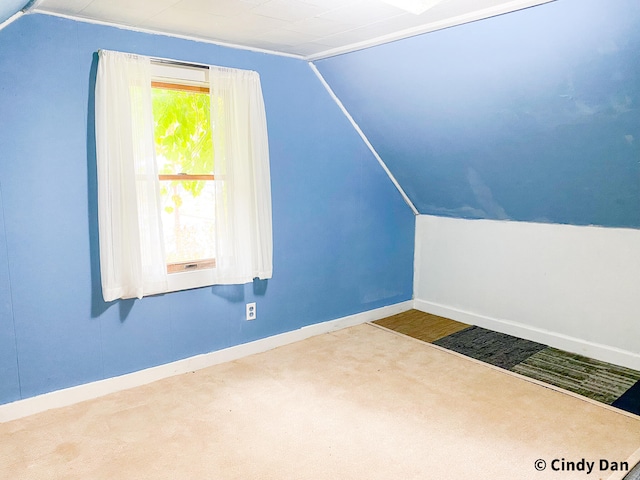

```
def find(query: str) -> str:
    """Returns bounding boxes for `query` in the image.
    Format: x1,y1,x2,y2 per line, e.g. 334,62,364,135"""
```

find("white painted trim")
31,1,554,61
30,10,305,60
0,11,23,31
308,62,419,216
412,216,422,296
307,0,555,60
413,299,640,371
0,301,412,423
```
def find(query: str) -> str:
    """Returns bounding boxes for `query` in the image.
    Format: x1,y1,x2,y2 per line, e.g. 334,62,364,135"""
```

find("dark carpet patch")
513,348,640,405
432,326,547,370
612,379,640,416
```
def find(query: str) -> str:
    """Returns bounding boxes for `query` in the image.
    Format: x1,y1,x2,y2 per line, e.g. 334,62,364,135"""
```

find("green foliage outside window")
151,87,214,213
151,86,216,265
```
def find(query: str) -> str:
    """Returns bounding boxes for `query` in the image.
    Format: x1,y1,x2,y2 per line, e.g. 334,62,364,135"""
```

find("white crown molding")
30,10,306,60
31,1,554,61
0,11,23,31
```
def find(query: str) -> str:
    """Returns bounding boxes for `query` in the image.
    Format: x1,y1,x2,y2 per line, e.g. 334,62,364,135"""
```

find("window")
151,69,215,274
95,50,273,302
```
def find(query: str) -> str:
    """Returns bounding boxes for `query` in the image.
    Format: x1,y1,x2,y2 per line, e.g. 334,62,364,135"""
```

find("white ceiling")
34,0,553,59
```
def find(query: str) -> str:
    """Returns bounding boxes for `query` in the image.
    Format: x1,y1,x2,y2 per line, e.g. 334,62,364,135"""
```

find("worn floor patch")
373,310,470,343
432,326,548,370
375,310,640,415
512,348,640,405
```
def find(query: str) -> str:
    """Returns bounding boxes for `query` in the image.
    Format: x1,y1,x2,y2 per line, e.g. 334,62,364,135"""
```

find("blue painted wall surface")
0,185,20,403
0,14,415,405
316,0,640,228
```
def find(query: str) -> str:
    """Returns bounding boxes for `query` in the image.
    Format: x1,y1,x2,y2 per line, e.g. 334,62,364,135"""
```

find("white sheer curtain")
210,67,272,284
95,50,168,301
95,51,272,300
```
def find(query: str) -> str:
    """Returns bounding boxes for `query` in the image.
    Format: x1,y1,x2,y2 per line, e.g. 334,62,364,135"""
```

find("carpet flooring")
513,348,640,405
433,325,548,369
374,310,640,416
2,323,640,480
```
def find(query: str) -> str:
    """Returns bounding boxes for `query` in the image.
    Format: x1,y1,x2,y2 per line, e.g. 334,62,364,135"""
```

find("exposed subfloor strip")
373,310,640,416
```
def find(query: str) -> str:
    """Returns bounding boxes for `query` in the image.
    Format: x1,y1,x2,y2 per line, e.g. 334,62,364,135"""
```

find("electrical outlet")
246,302,256,321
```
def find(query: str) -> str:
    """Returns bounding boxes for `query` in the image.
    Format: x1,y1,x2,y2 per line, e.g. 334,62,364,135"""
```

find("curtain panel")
95,50,272,301
210,67,273,284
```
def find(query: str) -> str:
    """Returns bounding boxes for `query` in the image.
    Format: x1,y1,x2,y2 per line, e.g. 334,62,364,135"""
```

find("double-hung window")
95,50,272,302
151,65,215,275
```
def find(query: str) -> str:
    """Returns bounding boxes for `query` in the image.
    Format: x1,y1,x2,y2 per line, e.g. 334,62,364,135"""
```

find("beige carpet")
1,323,639,480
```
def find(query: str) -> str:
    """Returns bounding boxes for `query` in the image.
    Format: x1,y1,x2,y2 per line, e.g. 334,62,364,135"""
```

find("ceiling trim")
307,0,555,61
308,62,419,216
0,0,41,32
30,10,306,60
0,11,23,31
30,0,555,61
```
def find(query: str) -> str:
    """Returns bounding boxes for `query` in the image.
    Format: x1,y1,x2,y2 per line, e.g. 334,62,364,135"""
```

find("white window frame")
150,62,217,294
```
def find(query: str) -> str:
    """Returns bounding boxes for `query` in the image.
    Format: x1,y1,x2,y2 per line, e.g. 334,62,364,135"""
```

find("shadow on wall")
101,279,268,322
86,51,110,320
212,285,244,302
211,278,269,302
85,52,148,323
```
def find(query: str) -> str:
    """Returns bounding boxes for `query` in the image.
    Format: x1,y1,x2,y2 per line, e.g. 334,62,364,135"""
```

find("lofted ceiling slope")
33,0,552,58
5,0,637,229
0,1,31,24
316,0,640,228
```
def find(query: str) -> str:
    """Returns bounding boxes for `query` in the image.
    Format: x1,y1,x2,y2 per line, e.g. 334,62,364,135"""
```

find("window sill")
166,268,217,294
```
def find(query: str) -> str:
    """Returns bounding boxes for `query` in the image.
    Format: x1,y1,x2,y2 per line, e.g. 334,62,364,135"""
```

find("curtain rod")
99,50,255,74
151,58,209,70
98,49,209,69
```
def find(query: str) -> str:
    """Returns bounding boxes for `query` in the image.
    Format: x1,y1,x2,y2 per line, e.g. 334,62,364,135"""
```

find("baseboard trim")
0,301,412,423
413,299,640,371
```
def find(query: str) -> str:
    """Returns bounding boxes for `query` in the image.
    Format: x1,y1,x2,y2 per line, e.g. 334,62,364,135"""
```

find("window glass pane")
151,87,213,175
152,85,215,266
159,180,215,264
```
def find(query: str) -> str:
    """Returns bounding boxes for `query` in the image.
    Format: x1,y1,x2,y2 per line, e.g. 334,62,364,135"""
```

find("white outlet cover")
246,302,256,320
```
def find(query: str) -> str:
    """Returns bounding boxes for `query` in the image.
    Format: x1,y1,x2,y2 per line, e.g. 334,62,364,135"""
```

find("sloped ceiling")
316,0,640,228
7,0,638,229
34,0,552,58
0,1,30,24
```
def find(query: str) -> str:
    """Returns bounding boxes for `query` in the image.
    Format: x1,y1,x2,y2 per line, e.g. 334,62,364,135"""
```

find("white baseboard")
0,301,412,423
414,299,640,371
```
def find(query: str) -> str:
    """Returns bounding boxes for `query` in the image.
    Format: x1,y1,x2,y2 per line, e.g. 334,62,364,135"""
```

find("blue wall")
0,14,415,405
0,184,19,402
316,0,640,228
